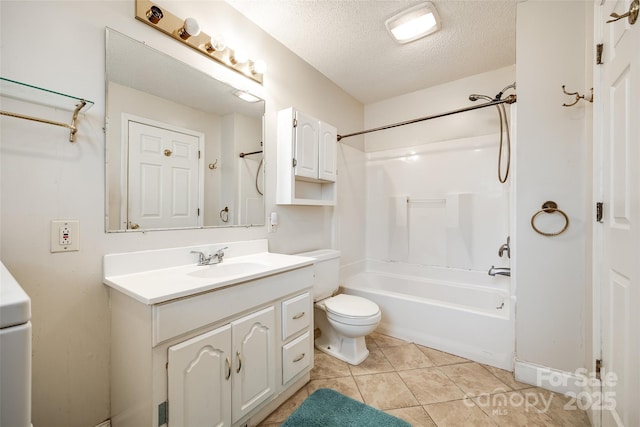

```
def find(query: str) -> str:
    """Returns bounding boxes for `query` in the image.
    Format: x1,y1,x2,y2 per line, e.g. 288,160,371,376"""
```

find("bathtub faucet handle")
498,236,510,259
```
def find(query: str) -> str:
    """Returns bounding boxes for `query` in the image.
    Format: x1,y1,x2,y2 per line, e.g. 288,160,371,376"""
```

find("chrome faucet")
488,265,511,277
498,236,510,259
191,247,228,265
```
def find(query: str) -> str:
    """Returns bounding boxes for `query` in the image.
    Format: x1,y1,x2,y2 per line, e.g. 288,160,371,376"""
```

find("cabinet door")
231,306,276,423
318,121,337,182
168,324,232,427
293,111,319,180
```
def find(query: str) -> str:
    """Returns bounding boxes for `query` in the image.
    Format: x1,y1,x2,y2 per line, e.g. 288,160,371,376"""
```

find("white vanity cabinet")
109,265,314,427
276,107,337,205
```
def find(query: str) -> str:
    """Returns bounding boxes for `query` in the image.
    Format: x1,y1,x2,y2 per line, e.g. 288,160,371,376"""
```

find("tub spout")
488,265,510,277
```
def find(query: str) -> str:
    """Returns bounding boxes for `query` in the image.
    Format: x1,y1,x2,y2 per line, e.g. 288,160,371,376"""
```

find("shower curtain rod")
336,95,517,142
239,150,263,158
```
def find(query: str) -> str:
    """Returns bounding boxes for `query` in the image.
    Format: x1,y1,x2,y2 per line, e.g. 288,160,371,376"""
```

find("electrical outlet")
51,220,79,252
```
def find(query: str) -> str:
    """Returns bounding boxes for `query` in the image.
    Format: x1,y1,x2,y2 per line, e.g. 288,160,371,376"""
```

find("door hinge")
595,359,603,380
158,401,168,426
596,202,604,223
198,150,201,159
293,118,298,128
197,208,200,216
596,44,603,65
292,158,297,168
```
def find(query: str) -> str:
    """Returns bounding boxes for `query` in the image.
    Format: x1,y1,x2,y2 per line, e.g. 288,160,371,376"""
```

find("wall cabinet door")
168,324,232,427
318,121,337,182
231,306,276,423
293,111,319,180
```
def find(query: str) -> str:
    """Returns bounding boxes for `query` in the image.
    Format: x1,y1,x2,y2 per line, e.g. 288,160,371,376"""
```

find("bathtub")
340,261,515,370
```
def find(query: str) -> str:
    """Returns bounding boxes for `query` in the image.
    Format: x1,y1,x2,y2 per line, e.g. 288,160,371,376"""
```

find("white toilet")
297,249,381,365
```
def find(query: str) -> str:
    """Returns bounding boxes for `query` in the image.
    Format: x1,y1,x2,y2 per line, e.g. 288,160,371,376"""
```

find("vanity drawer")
282,331,312,384
282,292,311,340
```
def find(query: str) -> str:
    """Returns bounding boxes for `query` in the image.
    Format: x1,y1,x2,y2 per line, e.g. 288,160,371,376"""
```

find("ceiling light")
385,2,440,44
234,90,261,103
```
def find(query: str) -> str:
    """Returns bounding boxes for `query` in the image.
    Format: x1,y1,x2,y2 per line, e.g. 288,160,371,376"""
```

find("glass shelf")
0,77,94,112
0,77,94,142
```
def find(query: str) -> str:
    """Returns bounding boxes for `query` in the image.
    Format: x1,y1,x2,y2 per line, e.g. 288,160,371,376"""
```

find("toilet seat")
324,294,380,319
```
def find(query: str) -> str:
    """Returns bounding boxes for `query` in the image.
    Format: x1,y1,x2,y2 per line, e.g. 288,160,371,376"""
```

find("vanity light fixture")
233,90,261,103
136,0,264,84
385,2,440,44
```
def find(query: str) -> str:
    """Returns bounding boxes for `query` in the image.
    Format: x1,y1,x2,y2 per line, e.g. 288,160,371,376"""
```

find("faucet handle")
190,250,208,264
214,246,229,256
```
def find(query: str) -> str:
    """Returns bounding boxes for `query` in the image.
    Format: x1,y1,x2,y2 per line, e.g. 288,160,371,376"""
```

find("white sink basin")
187,261,269,279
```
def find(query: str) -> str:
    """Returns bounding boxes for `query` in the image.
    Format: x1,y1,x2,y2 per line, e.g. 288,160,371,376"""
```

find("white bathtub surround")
366,134,511,272
341,260,514,370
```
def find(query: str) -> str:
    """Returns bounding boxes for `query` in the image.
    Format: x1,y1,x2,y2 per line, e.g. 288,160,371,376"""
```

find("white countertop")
0,261,31,328
104,251,314,305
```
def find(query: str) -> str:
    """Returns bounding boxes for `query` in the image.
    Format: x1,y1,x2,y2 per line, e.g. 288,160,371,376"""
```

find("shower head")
469,94,493,102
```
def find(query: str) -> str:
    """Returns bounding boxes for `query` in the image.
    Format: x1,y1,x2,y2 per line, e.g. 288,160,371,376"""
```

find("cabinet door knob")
236,351,242,373
293,353,306,363
225,357,231,380
292,312,305,320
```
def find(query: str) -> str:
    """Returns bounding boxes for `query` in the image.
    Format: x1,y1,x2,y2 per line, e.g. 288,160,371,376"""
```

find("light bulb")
178,17,200,40
231,48,249,64
251,59,267,75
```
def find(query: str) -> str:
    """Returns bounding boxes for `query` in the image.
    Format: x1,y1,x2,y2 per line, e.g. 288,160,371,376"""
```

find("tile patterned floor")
259,332,591,426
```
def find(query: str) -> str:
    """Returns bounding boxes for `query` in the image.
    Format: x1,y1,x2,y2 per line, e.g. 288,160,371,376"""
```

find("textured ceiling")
226,0,516,104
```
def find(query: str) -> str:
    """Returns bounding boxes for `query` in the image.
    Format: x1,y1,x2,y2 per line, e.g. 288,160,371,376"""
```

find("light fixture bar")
134,0,263,84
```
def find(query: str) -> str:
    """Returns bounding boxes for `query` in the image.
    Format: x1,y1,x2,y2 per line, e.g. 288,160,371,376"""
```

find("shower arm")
337,95,516,142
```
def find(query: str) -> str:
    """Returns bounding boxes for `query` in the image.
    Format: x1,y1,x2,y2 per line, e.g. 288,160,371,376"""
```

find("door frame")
120,113,205,229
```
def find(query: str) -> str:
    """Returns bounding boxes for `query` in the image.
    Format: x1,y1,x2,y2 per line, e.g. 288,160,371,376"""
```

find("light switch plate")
51,220,79,252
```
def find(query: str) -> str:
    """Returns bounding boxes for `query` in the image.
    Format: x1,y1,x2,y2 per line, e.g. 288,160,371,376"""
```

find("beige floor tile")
260,387,308,424
482,364,531,390
382,343,435,370
399,367,466,405
417,345,469,366
310,351,351,379
365,334,379,349
355,372,419,410
386,406,437,427
521,387,591,426
305,376,364,402
440,362,511,397
348,348,394,376
473,390,559,426
370,331,409,348
425,399,498,426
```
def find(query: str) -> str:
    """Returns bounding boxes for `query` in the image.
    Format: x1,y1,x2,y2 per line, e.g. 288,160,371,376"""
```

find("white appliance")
0,261,32,427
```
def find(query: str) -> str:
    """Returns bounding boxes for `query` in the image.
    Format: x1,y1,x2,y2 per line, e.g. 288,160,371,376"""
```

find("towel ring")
531,201,569,236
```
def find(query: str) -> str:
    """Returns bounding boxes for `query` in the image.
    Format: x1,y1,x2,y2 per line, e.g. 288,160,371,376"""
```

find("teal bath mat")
282,388,411,427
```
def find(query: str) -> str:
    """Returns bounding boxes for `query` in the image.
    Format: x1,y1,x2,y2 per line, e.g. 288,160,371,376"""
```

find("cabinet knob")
225,357,231,380
236,351,242,373
292,312,305,320
293,353,306,363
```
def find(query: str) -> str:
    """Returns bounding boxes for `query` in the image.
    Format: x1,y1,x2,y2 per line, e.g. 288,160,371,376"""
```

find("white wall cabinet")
109,266,314,427
277,107,337,205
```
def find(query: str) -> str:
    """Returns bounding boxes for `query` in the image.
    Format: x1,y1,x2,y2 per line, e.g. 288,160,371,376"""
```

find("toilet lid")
324,294,380,318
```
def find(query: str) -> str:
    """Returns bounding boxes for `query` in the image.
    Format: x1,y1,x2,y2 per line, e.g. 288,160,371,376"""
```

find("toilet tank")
296,249,340,301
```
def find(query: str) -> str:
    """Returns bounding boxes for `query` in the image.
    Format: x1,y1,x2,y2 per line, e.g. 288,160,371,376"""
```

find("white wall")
514,1,589,374
0,1,363,426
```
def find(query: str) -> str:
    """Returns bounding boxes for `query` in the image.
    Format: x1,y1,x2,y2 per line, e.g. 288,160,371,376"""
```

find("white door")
168,324,232,427
128,120,202,229
231,306,275,423
318,121,338,182
598,1,640,426
293,111,319,180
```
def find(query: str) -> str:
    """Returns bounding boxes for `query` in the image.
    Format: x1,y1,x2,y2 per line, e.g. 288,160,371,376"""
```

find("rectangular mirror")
105,28,265,232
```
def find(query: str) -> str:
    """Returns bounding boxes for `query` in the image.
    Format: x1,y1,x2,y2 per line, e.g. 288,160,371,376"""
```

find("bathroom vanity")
104,240,314,427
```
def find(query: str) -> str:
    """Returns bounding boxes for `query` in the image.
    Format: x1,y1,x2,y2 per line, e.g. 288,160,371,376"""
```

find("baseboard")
514,360,585,395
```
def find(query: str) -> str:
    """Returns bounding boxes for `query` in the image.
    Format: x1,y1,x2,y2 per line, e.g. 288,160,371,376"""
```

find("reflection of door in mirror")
127,119,203,230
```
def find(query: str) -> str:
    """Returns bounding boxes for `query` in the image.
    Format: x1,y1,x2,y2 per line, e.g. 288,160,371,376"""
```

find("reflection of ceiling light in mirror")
234,90,261,103
178,17,201,40
385,2,440,44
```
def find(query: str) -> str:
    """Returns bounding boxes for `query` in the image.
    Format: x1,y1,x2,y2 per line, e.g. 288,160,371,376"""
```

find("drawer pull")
292,312,305,320
225,357,231,380
236,351,242,373
293,353,306,363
